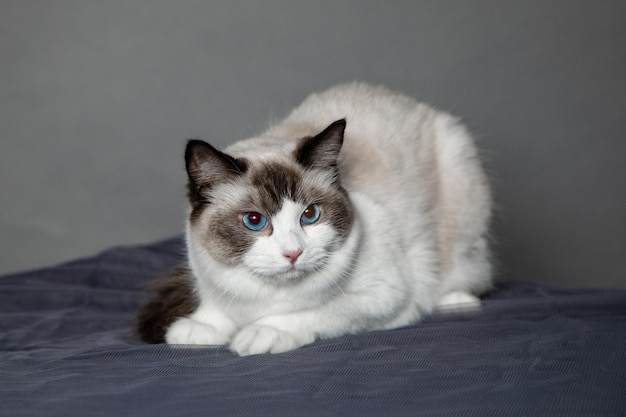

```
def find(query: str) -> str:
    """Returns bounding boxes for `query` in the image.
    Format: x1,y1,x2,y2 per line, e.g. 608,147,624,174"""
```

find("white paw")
165,317,230,346
230,325,302,356
436,291,481,313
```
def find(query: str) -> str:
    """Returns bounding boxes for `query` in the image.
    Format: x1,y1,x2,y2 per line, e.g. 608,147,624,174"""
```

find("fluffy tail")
134,265,198,343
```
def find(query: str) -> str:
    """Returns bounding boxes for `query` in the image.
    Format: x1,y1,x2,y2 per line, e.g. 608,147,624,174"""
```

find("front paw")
230,325,302,356
165,317,230,346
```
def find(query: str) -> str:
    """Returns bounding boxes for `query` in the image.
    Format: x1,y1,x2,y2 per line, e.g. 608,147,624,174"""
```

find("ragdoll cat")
135,82,492,356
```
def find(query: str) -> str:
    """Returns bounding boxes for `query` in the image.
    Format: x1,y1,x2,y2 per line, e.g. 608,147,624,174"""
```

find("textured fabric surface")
1,237,625,417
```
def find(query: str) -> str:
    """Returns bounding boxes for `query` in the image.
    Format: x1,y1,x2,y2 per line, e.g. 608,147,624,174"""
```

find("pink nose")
283,249,303,265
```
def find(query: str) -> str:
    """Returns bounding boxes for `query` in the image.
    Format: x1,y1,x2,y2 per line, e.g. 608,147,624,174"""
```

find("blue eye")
300,203,320,225
242,212,268,231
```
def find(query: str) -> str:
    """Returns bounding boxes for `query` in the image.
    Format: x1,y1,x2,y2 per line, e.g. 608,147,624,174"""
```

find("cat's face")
185,120,354,284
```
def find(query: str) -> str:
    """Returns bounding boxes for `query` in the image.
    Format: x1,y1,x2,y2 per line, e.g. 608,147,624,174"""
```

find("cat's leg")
435,291,481,312
165,305,237,346
437,236,491,312
166,318,230,345
229,315,324,356
230,269,417,356
230,291,415,356
229,323,305,355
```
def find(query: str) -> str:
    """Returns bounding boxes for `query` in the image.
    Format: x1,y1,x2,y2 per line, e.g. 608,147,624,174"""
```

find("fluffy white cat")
136,82,492,355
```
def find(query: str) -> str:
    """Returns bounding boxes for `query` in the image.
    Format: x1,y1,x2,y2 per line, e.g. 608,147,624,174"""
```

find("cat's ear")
296,119,346,171
185,139,247,203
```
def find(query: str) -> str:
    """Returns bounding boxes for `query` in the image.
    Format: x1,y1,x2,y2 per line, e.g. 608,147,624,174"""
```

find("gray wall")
1,1,625,288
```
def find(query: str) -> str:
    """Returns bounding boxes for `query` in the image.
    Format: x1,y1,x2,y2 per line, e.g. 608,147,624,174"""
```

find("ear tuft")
296,119,346,171
184,140,246,203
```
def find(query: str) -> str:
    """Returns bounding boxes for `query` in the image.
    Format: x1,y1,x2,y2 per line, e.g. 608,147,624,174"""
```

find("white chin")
252,264,312,283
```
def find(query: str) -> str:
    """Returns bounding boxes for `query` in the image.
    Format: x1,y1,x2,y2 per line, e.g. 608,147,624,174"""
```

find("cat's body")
136,83,492,355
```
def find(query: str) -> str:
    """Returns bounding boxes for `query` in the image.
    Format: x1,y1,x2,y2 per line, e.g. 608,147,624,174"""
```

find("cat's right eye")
242,212,268,231
301,203,321,225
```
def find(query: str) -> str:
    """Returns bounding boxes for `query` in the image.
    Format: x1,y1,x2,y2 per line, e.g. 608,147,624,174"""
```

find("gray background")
1,1,625,288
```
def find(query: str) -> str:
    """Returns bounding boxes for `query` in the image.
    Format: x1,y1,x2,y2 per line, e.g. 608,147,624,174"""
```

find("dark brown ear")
185,140,247,204
296,119,346,171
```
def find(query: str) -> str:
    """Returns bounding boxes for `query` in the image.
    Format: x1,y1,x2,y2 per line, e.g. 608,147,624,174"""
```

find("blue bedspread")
1,237,625,416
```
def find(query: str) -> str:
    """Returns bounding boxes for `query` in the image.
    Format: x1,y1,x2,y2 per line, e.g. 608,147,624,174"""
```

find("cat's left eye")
242,212,268,231
300,203,321,225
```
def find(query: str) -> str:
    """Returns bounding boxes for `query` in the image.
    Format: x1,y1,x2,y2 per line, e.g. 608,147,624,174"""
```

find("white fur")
243,200,333,278
167,83,492,355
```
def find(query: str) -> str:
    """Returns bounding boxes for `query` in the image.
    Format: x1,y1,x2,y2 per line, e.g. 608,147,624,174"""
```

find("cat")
135,82,493,356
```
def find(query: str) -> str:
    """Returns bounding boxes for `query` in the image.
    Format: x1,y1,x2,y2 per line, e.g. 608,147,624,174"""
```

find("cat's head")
184,119,354,284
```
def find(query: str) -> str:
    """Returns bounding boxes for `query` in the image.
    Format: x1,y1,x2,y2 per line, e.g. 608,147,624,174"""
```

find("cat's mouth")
246,251,330,284
251,263,316,284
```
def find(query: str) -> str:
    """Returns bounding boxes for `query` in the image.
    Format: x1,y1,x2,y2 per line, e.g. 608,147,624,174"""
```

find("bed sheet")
1,237,625,416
